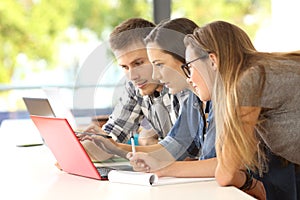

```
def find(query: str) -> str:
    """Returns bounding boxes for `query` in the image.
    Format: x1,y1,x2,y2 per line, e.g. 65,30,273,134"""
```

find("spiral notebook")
108,170,215,186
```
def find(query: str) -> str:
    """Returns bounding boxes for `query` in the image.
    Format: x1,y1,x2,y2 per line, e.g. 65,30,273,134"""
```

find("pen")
75,131,112,138
130,131,136,153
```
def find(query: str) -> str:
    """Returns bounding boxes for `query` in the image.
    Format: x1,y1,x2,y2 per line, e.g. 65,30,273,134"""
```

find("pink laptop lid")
30,115,104,180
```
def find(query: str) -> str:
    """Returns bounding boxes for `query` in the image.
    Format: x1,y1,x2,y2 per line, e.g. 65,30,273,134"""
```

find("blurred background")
0,0,299,124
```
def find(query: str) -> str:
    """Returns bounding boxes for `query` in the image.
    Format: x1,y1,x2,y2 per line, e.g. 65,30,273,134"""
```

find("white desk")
0,119,255,200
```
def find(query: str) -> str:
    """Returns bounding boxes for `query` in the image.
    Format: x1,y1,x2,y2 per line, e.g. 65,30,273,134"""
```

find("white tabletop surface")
0,119,255,200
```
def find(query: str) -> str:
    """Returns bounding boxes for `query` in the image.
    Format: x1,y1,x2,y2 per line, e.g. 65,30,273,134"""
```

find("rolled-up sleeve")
159,91,203,160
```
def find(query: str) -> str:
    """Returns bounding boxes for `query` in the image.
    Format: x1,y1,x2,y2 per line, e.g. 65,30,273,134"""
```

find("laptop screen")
30,115,103,180
23,97,55,117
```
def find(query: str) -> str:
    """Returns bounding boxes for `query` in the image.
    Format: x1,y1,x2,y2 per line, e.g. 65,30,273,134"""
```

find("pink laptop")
30,115,132,180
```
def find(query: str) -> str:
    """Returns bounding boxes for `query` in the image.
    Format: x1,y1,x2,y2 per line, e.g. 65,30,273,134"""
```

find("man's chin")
139,89,152,96
139,87,155,96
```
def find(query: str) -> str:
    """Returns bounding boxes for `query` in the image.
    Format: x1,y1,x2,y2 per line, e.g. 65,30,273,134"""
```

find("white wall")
255,0,300,52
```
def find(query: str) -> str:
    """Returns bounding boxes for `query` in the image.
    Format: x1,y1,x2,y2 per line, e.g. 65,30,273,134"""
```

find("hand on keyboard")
91,136,129,159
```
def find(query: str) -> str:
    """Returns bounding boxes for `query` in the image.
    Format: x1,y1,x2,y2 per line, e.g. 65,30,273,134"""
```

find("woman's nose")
186,77,194,86
152,67,162,81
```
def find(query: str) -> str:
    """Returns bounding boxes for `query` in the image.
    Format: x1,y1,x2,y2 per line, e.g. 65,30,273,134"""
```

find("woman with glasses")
127,18,218,178
183,21,300,200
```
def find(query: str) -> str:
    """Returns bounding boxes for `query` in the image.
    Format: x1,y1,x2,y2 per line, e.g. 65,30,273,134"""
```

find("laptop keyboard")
97,167,112,178
97,165,133,179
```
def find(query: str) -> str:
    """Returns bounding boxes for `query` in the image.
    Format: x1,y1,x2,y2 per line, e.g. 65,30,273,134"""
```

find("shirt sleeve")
102,81,144,143
159,91,203,160
237,66,266,107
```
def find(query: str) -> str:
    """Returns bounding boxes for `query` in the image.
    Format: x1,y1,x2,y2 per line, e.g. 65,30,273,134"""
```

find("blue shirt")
159,90,216,160
200,102,216,160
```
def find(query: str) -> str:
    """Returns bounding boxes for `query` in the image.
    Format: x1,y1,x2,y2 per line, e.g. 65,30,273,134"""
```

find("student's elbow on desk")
214,167,235,187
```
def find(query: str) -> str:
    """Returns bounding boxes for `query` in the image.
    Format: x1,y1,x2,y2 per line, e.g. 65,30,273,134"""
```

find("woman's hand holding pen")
127,152,153,173
127,148,175,173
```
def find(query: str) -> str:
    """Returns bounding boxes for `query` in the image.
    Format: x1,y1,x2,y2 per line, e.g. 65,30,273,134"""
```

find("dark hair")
109,18,155,51
144,18,198,63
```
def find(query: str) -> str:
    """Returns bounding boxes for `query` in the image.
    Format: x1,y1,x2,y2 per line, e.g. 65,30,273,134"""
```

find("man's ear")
209,53,217,71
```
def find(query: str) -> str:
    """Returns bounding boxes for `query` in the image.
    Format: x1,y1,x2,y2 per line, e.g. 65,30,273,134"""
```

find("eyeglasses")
181,57,203,78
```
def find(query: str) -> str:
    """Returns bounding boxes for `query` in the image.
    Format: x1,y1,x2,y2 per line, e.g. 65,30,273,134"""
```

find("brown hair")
109,18,155,51
144,18,198,63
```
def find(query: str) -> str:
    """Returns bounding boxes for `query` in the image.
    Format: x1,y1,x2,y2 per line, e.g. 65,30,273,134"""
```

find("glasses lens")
181,64,190,78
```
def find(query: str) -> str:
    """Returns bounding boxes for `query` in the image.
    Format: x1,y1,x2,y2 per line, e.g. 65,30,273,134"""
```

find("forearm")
215,147,246,187
156,157,217,178
215,163,266,199
215,164,246,187
116,143,163,152
215,106,261,188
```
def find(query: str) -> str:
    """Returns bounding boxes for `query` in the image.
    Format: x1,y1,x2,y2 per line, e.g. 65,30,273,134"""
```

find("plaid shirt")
103,81,181,143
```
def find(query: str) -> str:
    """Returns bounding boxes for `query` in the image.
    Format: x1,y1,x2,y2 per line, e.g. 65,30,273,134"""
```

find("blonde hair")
185,21,300,174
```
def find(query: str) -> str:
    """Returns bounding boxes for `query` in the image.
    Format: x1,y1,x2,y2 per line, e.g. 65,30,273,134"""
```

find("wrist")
239,169,253,191
155,163,171,177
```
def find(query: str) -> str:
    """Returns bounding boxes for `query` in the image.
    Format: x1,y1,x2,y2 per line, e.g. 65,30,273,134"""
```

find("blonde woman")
183,20,300,200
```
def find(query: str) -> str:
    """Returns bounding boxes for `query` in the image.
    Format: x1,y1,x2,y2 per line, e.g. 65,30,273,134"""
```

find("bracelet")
250,178,258,190
239,169,253,191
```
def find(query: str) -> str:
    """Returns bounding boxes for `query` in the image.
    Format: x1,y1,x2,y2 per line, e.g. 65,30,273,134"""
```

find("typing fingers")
83,123,101,134
77,134,93,141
